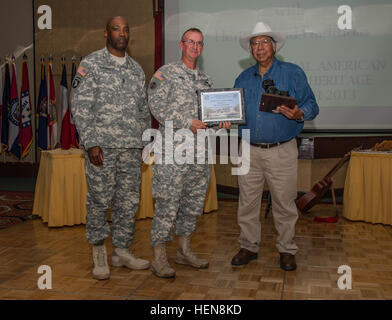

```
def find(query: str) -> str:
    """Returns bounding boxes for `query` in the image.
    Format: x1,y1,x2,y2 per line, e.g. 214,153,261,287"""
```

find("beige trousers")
237,139,299,255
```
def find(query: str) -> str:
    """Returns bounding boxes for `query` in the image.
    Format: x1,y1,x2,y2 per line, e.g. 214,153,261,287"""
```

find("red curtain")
151,0,163,129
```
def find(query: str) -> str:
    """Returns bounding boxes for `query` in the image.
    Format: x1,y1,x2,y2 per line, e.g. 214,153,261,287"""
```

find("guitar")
295,149,355,213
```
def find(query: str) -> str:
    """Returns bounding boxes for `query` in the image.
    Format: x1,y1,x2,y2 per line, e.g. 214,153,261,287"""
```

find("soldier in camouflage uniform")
70,16,151,280
147,28,230,278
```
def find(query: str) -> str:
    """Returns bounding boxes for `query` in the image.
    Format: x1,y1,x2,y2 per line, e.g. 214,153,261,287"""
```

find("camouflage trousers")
150,162,210,246
84,148,141,248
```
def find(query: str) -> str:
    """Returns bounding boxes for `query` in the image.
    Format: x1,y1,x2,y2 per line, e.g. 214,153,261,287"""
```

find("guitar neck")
325,153,351,178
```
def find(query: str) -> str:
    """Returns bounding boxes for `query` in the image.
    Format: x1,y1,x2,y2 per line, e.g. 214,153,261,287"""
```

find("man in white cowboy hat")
231,21,319,271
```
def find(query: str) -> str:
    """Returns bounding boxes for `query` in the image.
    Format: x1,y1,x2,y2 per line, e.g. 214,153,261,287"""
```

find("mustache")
115,38,128,45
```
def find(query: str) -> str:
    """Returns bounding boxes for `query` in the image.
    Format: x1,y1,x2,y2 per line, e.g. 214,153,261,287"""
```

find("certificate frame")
197,88,246,126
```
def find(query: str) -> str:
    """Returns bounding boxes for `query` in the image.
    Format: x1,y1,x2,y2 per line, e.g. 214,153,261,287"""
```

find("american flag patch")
153,71,165,81
77,66,88,77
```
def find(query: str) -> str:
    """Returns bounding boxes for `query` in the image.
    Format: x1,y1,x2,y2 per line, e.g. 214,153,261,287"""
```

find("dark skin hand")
88,146,104,166
276,105,304,120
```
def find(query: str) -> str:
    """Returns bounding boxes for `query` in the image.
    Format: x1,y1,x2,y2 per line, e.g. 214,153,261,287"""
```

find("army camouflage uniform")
70,47,150,248
147,60,213,246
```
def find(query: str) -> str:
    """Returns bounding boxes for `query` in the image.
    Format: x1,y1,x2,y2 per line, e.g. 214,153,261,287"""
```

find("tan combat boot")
111,248,150,270
175,235,209,269
151,243,176,278
92,244,110,280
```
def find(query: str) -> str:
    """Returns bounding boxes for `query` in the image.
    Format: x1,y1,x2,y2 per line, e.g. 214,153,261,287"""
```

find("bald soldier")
71,16,151,280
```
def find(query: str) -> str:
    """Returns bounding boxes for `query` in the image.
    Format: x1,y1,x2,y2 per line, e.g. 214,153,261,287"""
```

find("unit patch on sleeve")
72,75,81,89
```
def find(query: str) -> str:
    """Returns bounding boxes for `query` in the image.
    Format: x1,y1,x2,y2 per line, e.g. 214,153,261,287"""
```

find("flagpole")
37,57,44,160
26,52,33,164
0,57,3,157
2,59,5,163
2,59,10,160
47,56,51,150
21,56,25,162
9,55,22,160
12,55,15,161
61,56,65,150
32,0,38,164
25,53,33,164
10,56,14,161
20,54,33,163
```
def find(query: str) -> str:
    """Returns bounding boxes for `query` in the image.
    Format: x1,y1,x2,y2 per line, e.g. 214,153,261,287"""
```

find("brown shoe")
231,248,258,266
280,253,297,271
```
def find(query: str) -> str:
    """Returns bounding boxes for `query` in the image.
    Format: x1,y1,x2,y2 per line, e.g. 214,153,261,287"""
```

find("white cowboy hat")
240,21,286,52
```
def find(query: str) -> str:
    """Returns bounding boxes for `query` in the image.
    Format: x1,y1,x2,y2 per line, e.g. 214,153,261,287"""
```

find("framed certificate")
197,88,246,126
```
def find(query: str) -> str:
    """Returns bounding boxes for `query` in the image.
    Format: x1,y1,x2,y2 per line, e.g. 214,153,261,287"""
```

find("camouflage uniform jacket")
70,47,150,150
148,60,213,137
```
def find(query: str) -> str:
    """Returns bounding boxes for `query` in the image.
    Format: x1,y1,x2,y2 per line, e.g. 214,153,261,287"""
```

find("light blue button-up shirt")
235,58,319,143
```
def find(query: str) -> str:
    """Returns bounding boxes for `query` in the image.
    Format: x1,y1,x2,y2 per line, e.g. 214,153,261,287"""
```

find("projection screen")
164,0,392,131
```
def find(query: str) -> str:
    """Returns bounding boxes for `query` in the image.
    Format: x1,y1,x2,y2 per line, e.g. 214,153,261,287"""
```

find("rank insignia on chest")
150,81,157,90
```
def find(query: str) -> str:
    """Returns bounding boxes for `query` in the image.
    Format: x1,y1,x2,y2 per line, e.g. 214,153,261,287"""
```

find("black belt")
250,139,290,149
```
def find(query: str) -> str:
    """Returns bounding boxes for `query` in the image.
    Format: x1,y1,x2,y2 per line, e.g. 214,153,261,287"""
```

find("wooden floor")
1,199,392,300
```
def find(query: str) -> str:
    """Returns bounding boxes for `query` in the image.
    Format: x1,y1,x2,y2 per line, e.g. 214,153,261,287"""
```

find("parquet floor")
0,199,392,300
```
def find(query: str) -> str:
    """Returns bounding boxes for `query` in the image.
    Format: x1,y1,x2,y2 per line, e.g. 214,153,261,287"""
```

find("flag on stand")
8,62,21,159
71,60,77,82
1,62,10,152
70,59,79,147
0,64,3,150
19,57,33,159
48,61,58,149
37,61,48,150
60,61,71,149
